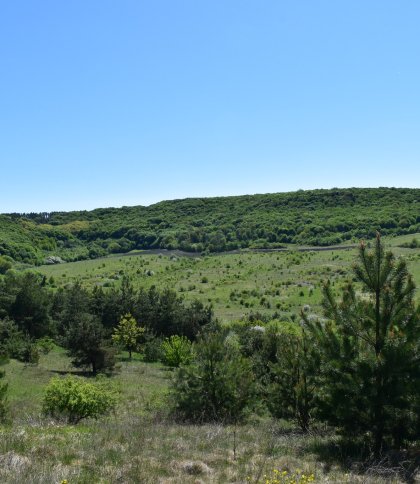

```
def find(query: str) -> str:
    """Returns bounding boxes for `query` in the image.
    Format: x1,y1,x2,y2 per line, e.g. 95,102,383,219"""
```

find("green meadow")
38,234,420,322
0,347,404,483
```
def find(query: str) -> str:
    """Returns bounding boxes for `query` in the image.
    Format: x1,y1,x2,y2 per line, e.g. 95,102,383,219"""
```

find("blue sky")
1,1,419,212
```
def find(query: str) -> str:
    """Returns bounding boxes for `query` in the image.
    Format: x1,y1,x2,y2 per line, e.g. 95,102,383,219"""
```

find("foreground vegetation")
2,187,420,264
1,228,420,482
1,350,417,483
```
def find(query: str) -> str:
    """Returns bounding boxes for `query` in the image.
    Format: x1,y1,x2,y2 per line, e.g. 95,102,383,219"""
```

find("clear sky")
1,1,419,212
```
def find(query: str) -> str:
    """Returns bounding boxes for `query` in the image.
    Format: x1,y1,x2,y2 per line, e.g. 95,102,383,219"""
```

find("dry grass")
0,415,417,483
1,289,420,483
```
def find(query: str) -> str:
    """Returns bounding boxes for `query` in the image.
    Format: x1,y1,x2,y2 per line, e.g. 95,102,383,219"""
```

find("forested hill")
1,187,420,264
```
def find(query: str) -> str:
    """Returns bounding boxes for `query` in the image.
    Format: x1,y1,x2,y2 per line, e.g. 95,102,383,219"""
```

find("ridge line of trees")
2,187,420,263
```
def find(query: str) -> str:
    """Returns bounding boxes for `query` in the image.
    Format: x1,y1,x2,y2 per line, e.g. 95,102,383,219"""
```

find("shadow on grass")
50,369,98,378
304,435,420,483
116,353,144,363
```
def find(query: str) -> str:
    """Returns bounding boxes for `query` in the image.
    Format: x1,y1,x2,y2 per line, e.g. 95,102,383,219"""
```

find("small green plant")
43,375,118,424
161,335,192,367
36,336,55,355
19,340,40,365
399,237,420,249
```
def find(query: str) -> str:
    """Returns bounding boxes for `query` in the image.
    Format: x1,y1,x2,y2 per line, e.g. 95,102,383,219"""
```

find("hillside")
1,187,420,263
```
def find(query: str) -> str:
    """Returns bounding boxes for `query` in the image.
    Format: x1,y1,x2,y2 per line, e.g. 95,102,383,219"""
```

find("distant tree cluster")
2,188,420,263
0,273,212,374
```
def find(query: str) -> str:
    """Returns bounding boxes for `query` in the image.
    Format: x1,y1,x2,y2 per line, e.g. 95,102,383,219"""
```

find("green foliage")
0,271,52,338
399,237,420,248
0,256,12,274
161,335,192,367
3,188,420,263
304,235,420,455
18,339,40,365
64,314,116,374
172,331,256,423
52,282,91,337
143,335,164,362
43,375,118,424
112,313,145,359
36,336,55,355
267,324,318,432
89,282,212,339
0,318,24,358
0,318,40,364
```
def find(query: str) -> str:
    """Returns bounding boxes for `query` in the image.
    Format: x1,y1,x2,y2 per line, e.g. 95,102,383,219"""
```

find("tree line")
2,187,420,263
0,273,212,373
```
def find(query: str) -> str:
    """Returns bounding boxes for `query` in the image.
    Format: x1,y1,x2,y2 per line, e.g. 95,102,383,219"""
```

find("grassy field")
1,348,413,483
37,234,420,321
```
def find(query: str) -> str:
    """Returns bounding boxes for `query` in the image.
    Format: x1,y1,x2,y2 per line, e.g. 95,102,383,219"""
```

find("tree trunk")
373,287,384,459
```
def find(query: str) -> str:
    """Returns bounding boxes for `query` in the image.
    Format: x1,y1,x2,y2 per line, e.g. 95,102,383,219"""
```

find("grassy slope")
37,234,420,321
0,348,404,483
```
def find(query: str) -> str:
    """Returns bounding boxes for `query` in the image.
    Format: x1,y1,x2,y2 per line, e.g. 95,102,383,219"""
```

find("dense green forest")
2,188,420,263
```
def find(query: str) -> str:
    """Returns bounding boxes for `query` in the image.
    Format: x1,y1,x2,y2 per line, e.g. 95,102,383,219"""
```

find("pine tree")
267,323,319,432
1,272,51,338
65,314,115,374
173,331,256,423
305,234,420,456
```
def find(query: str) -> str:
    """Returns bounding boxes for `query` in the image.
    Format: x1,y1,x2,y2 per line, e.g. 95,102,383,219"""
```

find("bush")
36,336,55,355
0,319,24,358
143,336,164,362
399,237,420,249
18,340,40,365
43,375,118,424
161,335,192,367
0,320,41,365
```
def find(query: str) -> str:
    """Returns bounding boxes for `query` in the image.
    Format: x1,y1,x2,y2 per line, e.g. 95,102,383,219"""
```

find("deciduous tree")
112,313,144,360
